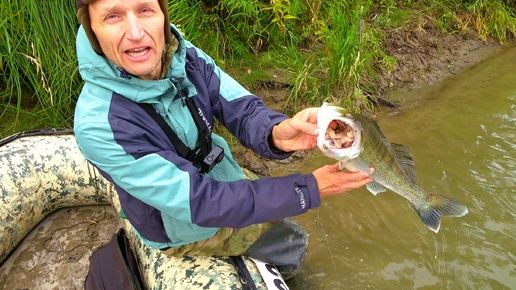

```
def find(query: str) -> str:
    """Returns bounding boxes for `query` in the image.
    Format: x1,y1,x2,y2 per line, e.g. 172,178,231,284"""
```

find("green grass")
1,0,515,139
0,0,81,138
465,0,516,43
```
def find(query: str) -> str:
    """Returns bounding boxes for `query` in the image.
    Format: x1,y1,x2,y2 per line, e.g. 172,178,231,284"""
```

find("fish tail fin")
413,190,469,233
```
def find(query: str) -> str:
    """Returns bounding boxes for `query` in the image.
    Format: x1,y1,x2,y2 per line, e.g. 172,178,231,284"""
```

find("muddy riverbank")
236,20,509,176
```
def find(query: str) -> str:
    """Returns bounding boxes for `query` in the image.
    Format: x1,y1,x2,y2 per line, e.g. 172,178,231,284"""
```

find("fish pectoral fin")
366,181,386,195
338,160,347,171
339,158,370,174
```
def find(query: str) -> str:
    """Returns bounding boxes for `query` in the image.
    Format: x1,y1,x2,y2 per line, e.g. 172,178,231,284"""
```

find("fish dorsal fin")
369,118,388,142
368,118,416,183
390,143,416,183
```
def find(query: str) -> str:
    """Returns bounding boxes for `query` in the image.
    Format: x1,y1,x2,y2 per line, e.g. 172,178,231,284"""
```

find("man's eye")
140,7,154,14
105,14,118,21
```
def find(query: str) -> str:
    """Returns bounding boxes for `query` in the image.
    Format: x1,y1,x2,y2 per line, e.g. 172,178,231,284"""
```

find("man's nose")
125,14,144,40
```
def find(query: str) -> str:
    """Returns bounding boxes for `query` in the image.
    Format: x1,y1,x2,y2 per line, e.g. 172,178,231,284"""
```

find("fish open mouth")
316,104,363,161
324,119,355,149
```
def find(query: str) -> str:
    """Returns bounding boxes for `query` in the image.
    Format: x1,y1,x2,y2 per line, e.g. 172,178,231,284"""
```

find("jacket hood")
76,24,186,103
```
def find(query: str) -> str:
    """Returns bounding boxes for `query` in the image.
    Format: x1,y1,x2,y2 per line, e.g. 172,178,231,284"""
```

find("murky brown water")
281,45,516,289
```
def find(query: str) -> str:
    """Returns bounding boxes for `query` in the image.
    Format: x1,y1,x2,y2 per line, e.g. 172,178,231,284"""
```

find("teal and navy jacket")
74,25,321,249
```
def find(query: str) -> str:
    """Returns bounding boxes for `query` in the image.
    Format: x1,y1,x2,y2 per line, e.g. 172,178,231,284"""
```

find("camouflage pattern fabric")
0,131,110,264
160,222,275,257
0,131,267,289
161,169,275,258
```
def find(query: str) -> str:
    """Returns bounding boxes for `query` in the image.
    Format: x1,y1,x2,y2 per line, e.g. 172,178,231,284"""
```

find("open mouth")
324,119,355,149
126,47,150,58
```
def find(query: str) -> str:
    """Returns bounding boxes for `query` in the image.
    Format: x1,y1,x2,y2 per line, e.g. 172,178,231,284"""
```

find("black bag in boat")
84,228,144,290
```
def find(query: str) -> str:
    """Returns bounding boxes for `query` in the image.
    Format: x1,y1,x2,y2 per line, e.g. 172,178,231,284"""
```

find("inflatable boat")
0,129,286,289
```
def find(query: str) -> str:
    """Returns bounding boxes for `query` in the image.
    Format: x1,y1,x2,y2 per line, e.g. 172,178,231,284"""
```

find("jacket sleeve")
188,44,292,160
190,171,321,228
75,111,321,230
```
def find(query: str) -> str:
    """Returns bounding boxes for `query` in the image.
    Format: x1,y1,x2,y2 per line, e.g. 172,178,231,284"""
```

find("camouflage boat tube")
0,129,270,289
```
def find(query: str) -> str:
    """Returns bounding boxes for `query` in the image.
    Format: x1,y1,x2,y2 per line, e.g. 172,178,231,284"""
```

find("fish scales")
352,113,420,201
317,103,468,233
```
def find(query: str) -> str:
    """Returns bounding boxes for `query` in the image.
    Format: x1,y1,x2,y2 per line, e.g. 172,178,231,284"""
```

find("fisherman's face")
88,0,165,80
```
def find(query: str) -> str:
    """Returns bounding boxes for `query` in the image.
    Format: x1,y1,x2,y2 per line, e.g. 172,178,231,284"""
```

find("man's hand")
271,108,320,152
313,163,374,197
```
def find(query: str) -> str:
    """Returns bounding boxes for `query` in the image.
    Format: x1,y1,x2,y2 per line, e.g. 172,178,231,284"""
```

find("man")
74,0,373,280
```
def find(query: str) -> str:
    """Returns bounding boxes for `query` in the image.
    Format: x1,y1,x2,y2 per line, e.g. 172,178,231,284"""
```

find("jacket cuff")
267,125,286,154
303,174,321,209
264,123,293,159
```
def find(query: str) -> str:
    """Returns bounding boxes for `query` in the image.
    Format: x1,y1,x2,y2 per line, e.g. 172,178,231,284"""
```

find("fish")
316,102,468,233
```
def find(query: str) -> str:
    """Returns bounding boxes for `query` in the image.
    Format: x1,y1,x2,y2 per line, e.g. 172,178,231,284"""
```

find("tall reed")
323,2,370,95
465,0,516,43
0,0,81,133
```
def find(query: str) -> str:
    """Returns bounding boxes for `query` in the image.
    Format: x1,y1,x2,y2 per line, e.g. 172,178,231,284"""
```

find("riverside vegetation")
1,0,515,144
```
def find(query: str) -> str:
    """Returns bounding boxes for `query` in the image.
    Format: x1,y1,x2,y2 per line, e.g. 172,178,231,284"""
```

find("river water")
282,45,516,289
